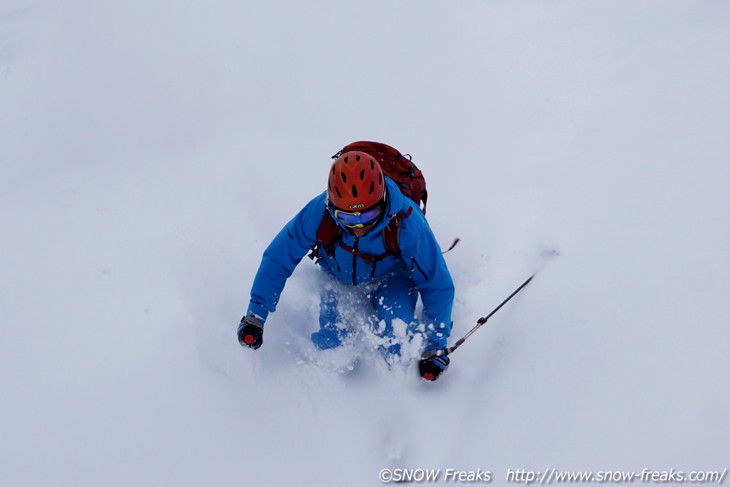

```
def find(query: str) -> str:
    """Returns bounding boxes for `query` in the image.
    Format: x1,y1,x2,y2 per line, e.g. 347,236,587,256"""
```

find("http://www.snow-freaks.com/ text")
378,467,728,484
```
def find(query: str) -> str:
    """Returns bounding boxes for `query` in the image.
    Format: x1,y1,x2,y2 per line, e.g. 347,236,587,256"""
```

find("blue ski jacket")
247,177,454,347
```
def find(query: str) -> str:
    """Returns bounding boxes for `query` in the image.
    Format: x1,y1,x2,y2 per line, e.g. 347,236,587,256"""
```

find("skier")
237,149,454,380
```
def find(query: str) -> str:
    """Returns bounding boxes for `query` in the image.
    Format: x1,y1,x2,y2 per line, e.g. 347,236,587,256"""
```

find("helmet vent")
369,182,374,194
335,187,342,199
352,185,358,198
356,155,361,161
359,169,365,180
341,172,347,183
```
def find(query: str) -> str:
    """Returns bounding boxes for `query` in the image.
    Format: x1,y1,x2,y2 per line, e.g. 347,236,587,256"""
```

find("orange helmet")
327,151,385,210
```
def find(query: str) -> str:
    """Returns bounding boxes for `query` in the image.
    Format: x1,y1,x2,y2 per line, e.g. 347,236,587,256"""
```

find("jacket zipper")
412,257,429,281
352,236,359,285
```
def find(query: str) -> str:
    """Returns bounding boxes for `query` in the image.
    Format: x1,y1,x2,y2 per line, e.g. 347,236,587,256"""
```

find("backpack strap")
382,206,413,256
308,209,340,260
309,206,414,262
336,241,389,264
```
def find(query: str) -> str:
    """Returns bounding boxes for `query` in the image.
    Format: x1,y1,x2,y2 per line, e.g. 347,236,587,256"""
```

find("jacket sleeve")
247,193,326,323
399,208,455,350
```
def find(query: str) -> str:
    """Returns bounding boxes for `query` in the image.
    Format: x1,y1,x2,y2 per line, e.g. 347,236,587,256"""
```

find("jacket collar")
326,177,405,236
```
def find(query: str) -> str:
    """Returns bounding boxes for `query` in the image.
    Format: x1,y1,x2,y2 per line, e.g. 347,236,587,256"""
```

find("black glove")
237,315,264,350
418,349,450,381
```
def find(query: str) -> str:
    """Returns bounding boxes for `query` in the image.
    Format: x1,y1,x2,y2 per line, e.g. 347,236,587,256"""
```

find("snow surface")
2,1,729,486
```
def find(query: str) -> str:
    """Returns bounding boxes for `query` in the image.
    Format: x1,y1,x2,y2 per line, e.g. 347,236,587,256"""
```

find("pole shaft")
446,274,535,355
478,275,534,323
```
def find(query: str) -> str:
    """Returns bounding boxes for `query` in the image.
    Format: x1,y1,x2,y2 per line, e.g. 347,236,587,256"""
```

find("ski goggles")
332,204,383,228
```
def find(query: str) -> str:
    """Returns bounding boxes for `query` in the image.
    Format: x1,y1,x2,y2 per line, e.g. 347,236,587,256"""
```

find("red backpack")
337,141,428,214
310,141,427,264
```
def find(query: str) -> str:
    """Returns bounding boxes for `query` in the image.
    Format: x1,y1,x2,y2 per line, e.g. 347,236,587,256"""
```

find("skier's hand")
418,349,450,381
238,315,264,350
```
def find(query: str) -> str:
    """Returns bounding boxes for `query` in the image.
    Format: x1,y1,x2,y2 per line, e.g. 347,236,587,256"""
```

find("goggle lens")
333,205,383,228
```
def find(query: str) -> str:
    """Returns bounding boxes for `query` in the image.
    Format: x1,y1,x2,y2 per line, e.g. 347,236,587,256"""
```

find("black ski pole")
445,274,535,355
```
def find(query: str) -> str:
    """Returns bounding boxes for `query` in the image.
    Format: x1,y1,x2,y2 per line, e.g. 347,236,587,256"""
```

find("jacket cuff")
246,302,270,324
424,331,447,351
423,320,451,350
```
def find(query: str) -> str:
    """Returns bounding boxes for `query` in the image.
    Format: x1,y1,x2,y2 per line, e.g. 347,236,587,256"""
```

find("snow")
2,1,729,485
